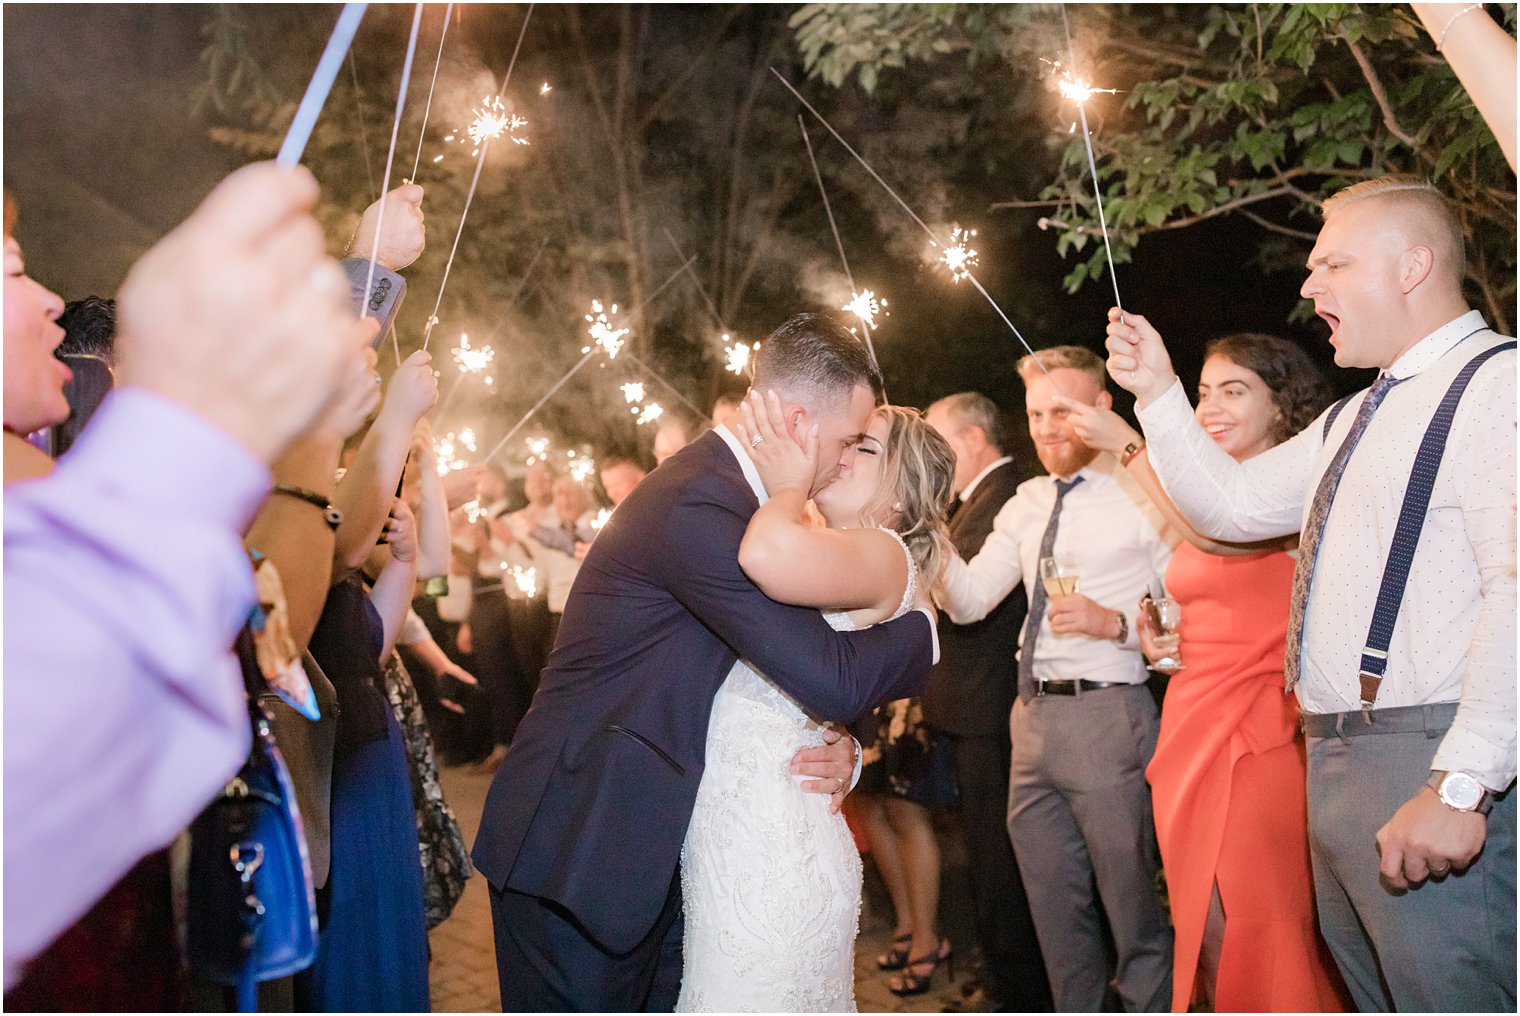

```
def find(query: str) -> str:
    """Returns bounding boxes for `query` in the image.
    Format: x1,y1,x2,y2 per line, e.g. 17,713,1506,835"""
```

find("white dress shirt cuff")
1432,725,1516,793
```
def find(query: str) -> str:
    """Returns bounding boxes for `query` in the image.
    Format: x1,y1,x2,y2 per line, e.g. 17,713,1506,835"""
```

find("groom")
473,313,936,1011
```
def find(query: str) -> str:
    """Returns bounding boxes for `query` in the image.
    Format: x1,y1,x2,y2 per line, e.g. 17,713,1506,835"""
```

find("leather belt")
1036,679,1124,697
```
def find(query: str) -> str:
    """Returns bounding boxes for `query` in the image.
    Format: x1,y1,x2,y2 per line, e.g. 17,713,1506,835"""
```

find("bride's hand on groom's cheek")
734,389,819,495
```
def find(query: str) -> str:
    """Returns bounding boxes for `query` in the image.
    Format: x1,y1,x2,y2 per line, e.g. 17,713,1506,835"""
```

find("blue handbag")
186,628,318,1011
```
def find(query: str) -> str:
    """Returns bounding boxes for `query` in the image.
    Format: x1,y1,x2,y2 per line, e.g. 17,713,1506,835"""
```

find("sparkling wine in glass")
1148,596,1185,673
1039,556,1081,598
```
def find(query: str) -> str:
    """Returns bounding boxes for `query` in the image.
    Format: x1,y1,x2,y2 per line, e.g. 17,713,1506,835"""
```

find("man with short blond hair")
1106,175,1516,1011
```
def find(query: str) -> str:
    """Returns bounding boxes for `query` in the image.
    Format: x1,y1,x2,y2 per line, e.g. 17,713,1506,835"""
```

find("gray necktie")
1017,476,1084,701
1285,372,1404,691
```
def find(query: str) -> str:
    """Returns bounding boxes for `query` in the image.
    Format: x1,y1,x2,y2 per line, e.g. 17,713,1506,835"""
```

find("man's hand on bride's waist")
791,722,859,814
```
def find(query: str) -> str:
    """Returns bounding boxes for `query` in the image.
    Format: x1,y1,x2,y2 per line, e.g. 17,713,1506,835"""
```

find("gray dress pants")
1306,706,1517,1013
1007,685,1173,1012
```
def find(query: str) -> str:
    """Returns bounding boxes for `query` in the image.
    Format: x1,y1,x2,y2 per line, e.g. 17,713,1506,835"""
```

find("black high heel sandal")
875,932,913,971
888,939,954,997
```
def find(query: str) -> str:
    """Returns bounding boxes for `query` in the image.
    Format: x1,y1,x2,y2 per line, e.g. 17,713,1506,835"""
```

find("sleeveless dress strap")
875,526,919,622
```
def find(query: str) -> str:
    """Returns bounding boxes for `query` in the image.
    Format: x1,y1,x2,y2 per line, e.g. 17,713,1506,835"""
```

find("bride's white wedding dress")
676,529,920,1013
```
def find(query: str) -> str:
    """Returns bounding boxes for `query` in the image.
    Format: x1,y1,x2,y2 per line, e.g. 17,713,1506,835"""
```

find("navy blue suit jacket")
471,431,934,954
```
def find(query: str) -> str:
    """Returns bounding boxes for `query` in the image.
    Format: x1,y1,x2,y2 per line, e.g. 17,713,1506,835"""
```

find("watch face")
1441,772,1483,810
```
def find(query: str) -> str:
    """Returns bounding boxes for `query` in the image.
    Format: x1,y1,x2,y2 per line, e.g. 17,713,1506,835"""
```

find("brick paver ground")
429,765,971,1013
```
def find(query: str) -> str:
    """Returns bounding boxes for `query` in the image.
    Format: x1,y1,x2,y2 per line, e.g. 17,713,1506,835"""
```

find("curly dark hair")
1203,333,1334,445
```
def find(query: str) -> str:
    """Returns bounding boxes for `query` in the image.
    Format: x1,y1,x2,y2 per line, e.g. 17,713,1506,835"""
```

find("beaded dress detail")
676,529,917,1012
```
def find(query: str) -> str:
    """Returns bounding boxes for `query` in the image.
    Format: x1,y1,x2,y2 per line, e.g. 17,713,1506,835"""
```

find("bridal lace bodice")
676,529,918,1013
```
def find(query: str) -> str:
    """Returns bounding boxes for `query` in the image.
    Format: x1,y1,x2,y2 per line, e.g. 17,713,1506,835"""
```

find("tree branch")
1343,37,1420,149
1239,207,1318,240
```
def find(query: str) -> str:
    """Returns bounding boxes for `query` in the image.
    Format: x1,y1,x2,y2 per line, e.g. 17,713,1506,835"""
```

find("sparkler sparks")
508,565,538,598
635,402,665,426
590,508,613,532
842,290,887,332
939,227,979,283
540,82,552,95
462,499,486,524
451,332,496,374
582,300,630,360
620,381,646,404
1055,71,1119,106
524,436,551,464
434,429,476,475
440,96,530,159
721,333,752,375
569,457,596,484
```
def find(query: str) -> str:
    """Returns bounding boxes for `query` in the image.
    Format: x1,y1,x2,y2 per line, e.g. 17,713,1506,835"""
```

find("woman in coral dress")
1071,333,1349,1012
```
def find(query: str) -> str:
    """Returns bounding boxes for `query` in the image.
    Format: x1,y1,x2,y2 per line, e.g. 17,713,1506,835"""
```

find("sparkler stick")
772,66,1055,385
407,2,454,184
349,50,377,195
421,3,535,354
483,256,698,464
661,228,726,329
277,3,369,168
473,235,552,352
1060,3,1123,310
798,115,879,370
659,229,756,380
363,2,425,367
483,348,597,464
619,351,708,419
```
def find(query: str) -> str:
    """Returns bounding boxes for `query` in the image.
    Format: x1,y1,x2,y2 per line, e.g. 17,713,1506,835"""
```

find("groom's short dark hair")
752,313,884,406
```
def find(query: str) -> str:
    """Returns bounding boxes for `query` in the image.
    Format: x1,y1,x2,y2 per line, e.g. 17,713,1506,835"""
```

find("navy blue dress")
298,577,429,1012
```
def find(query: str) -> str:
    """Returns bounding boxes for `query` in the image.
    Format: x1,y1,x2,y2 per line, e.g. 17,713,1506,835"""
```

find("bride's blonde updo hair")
855,405,957,588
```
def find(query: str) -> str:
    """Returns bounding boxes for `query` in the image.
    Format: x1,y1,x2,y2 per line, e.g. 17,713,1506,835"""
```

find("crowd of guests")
3,6,1515,1012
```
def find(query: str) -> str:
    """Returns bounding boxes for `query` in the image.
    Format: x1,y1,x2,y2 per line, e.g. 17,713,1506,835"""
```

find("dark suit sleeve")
340,257,407,337
657,472,933,722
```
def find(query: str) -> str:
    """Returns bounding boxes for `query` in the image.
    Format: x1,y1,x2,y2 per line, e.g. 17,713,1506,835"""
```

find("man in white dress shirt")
937,347,1177,1012
1105,176,1515,1012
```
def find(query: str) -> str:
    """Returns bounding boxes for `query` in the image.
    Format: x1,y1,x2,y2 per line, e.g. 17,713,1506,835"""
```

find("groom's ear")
785,405,808,443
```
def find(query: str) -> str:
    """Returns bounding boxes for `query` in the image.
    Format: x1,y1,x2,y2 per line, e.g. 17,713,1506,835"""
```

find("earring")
893,501,903,512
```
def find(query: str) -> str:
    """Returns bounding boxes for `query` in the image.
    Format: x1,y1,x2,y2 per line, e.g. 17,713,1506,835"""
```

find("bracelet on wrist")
1437,3,1483,50
271,483,343,531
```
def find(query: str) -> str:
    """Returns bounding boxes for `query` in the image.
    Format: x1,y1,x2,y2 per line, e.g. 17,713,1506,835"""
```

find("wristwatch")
1120,439,1146,467
1427,770,1494,815
1111,610,1129,645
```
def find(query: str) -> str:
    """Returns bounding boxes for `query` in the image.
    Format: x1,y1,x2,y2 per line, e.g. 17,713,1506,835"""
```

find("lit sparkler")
540,82,552,95
525,436,551,464
508,564,538,597
620,381,646,404
772,66,1057,387
842,290,887,332
721,333,752,375
939,226,979,283
462,499,486,524
569,457,596,484
1055,3,1124,310
582,300,630,360
636,402,665,426
451,332,496,374
434,431,473,475
590,507,613,532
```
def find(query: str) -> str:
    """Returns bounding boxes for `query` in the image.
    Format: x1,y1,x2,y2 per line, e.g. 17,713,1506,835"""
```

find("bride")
676,389,957,1012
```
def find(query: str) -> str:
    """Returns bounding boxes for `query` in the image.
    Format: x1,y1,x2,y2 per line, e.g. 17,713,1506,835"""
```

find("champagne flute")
1039,556,1081,599
1146,596,1185,673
